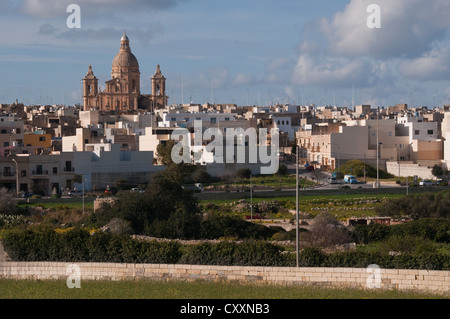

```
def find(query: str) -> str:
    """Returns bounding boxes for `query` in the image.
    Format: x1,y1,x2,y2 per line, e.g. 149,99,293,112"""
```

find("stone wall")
0,261,448,296
386,161,434,179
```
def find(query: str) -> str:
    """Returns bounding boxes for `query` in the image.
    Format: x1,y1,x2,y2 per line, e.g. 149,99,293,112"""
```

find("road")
283,162,402,190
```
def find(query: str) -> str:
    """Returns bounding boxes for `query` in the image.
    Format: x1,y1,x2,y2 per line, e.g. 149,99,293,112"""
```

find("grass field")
0,279,446,299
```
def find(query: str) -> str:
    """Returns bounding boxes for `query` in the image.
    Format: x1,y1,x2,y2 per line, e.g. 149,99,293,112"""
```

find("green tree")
337,159,393,179
236,167,252,180
72,174,83,184
192,169,212,183
0,188,18,214
276,164,288,176
156,140,177,166
432,164,444,179
115,179,130,191
98,167,201,238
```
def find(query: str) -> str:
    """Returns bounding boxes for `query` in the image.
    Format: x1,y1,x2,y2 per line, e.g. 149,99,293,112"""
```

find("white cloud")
56,24,164,47
232,73,254,86
320,0,450,59
291,53,374,87
266,58,292,72
19,0,186,18
398,48,450,80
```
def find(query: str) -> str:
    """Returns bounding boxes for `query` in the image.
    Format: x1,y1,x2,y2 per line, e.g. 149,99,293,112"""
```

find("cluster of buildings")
1,33,450,196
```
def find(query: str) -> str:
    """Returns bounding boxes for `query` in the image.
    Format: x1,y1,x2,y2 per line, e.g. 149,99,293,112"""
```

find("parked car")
68,190,83,197
195,183,204,192
329,177,339,184
419,180,434,186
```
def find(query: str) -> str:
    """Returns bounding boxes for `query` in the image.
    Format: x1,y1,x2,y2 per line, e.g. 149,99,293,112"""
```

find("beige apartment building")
296,123,373,170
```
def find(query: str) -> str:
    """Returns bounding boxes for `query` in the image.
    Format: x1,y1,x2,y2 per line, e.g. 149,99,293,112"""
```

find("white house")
72,143,163,191
158,111,236,128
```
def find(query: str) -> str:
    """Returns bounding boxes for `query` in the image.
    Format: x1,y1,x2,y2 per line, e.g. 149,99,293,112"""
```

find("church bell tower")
151,64,166,109
83,64,99,110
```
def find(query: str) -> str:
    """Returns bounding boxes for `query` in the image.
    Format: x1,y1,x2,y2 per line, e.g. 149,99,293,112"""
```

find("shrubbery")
2,227,181,264
199,214,281,240
179,241,287,267
353,218,450,244
375,191,450,219
336,160,394,179
2,227,449,270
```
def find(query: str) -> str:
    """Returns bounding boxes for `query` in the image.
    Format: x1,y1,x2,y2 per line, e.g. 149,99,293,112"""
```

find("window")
39,136,46,142
225,117,230,121
21,170,27,177
415,130,420,135
1,129,7,134
65,161,72,172
53,167,58,174
171,117,176,122
120,151,131,161
427,130,434,135
210,118,217,124
388,132,392,137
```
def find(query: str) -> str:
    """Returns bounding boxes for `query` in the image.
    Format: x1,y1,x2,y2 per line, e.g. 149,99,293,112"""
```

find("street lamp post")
296,145,300,267
250,174,253,222
12,159,19,197
376,107,380,189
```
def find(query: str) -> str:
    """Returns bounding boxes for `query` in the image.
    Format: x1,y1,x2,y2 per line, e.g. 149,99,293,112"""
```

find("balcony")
2,172,15,177
63,167,75,172
32,170,49,176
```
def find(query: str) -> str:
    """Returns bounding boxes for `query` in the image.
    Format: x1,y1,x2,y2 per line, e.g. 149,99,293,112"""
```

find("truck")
344,175,358,184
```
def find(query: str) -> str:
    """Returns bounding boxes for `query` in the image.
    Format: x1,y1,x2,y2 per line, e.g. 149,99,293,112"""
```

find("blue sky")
1,0,450,108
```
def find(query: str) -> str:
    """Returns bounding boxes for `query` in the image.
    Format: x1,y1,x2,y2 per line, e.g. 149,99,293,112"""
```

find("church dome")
112,32,139,69
112,51,139,68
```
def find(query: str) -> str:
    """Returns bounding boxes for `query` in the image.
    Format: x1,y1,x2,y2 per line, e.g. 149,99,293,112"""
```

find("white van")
195,183,204,192
344,175,358,184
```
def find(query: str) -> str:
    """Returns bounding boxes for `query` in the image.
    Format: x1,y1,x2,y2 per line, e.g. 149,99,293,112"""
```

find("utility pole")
376,107,380,188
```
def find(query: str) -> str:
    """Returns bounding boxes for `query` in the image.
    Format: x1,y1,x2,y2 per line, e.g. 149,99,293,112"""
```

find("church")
82,32,167,112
